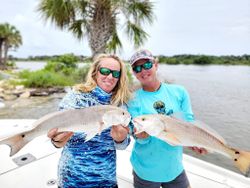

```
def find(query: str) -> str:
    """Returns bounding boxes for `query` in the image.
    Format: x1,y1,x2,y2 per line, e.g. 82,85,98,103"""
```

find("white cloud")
1,0,250,58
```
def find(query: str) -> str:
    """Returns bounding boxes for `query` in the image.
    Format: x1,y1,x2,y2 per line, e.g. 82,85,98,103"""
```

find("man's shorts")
133,170,190,188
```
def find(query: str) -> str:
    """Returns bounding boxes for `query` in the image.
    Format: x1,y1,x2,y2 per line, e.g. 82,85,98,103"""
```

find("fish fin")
98,122,104,135
231,149,250,177
84,121,103,142
0,133,30,157
158,131,182,146
84,131,97,142
192,120,226,144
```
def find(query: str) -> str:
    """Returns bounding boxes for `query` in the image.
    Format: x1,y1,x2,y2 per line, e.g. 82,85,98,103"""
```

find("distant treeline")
157,54,250,65
9,54,89,62
9,54,250,65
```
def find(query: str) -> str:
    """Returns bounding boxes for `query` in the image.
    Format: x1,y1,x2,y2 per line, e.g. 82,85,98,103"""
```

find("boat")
0,119,250,188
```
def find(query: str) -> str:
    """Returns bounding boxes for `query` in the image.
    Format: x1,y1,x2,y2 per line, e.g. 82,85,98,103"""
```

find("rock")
15,85,25,90
3,94,17,101
0,93,4,99
0,102,5,108
30,90,49,96
20,91,31,98
29,87,65,96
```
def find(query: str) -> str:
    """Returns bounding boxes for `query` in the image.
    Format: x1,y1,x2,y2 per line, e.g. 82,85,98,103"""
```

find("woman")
48,54,131,188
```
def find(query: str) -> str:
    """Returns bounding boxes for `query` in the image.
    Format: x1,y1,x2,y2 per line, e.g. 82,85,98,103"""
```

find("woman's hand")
188,146,208,155
47,128,74,148
111,125,129,143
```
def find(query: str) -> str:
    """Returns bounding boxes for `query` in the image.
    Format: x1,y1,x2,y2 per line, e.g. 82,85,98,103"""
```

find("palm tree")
37,0,155,57
0,23,22,69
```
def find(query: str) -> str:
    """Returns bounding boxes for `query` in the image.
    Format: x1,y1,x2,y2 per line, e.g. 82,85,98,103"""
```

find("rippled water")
158,64,250,173
1,63,250,174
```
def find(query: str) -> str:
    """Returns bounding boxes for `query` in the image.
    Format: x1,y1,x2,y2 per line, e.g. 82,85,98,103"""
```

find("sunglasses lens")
99,68,111,75
133,66,142,73
143,61,153,70
133,61,153,73
112,71,121,78
100,67,120,78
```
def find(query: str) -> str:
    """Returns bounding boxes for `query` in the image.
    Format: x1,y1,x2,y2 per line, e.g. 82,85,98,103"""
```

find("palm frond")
126,21,148,48
37,0,76,29
106,30,122,53
37,0,155,56
69,19,89,39
124,0,155,25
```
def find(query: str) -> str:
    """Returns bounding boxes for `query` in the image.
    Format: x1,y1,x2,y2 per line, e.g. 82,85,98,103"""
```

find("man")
127,49,207,188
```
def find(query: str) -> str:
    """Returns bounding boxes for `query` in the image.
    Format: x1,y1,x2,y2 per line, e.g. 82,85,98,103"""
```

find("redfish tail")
0,133,30,157
232,149,250,177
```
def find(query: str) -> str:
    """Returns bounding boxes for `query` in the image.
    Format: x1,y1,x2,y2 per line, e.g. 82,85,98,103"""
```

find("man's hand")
47,128,74,148
134,131,149,139
188,146,208,155
111,125,129,143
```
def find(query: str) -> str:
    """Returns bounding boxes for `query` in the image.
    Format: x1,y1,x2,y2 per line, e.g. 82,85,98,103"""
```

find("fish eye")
122,112,125,115
142,118,145,121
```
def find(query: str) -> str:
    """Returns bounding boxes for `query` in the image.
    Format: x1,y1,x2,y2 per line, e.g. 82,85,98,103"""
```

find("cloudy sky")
1,0,250,59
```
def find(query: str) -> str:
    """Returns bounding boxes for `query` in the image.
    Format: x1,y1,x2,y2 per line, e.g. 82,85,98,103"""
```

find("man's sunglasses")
99,67,121,78
132,60,153,73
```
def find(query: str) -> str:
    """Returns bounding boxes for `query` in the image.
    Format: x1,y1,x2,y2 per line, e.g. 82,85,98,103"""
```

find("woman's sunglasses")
132,60,153,73
99,67,121,78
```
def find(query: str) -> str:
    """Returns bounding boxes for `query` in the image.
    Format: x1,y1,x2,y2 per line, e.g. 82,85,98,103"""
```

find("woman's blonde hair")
75,54,131,106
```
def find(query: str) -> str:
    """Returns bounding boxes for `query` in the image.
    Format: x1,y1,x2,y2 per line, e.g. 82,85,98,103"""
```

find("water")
158,64,250,173
15,61,46,71
15,61,86,71
1,62,250,174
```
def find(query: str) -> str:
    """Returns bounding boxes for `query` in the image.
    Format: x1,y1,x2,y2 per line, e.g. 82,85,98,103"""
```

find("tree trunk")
89,0,115,57
0,38,3,68
3,41,8,66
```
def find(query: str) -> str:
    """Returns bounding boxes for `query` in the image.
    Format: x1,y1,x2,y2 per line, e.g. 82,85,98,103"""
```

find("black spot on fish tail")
235,151,240,154
234,158,238,161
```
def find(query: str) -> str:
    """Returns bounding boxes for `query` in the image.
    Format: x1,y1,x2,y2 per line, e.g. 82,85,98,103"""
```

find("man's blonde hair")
75,54,131,106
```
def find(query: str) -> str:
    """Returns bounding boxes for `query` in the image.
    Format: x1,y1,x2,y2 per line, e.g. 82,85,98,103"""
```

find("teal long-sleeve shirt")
128,83,194,182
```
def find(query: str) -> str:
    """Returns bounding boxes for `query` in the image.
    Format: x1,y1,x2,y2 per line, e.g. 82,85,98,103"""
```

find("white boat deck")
0,119,250,188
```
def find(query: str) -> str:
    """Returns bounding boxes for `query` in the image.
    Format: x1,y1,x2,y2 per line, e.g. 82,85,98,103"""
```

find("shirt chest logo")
153,100,173,115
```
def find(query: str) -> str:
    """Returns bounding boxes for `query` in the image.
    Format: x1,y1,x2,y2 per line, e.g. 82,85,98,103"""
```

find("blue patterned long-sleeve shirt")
57,86,130,188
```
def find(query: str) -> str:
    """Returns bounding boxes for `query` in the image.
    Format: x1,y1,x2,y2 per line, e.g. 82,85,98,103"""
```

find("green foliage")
6,60,16,68
72,65,91,83
18,70,74,88
18,69,31,79
0,23,22,68
125,64,134,84
193,56,213,65
158,56,179,65
44,53,78,73
158,55,250,65
16,53,91,88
